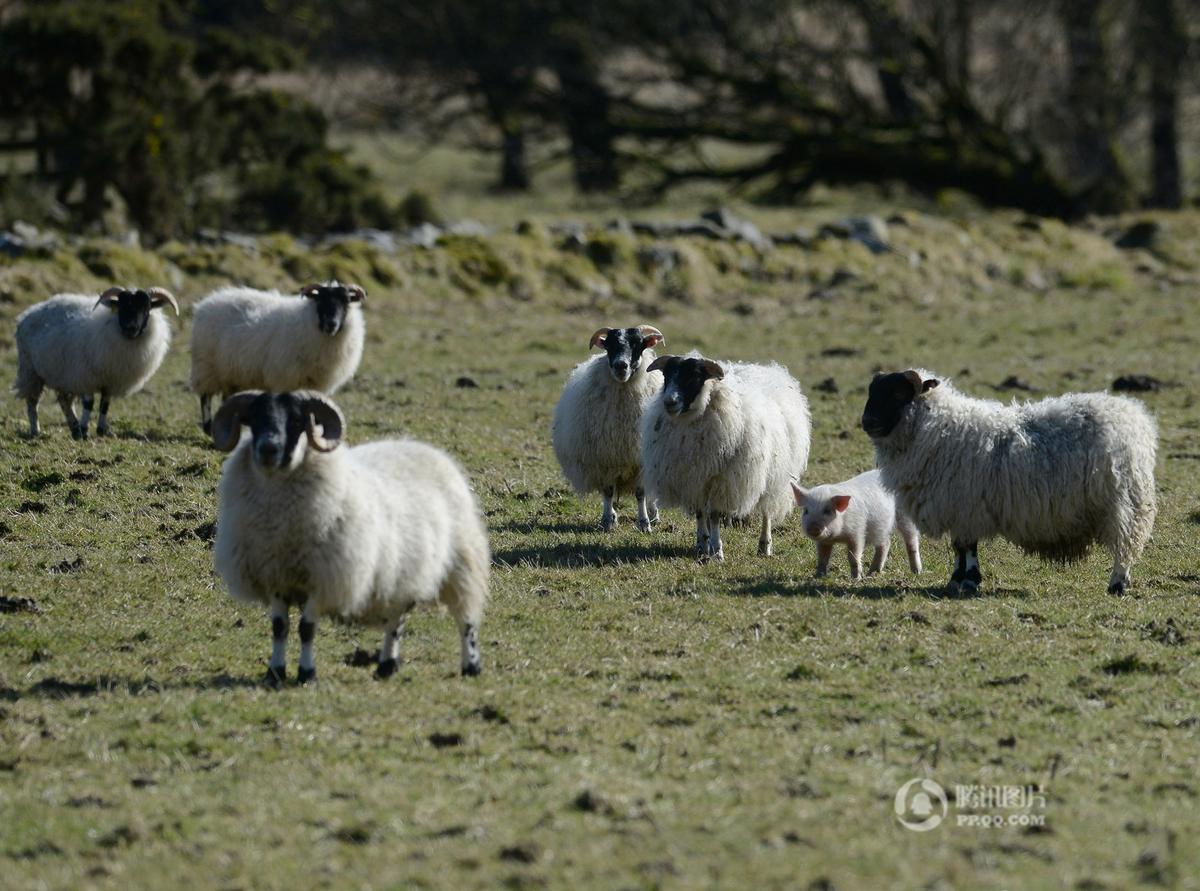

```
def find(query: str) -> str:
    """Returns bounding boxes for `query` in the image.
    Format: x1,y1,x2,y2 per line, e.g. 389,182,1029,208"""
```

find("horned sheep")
862,369,1157,594
211,390,490,684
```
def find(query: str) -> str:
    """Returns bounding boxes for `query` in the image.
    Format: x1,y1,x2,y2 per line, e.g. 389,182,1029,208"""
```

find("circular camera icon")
895,778,948,831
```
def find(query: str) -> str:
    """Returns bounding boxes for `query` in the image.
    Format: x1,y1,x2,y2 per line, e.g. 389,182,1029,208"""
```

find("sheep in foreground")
862,369,1157,594
13,287,178,438
641,354,810,561
792,469,921,578
552,325,666,531
212,390,489,684
189,281,365,433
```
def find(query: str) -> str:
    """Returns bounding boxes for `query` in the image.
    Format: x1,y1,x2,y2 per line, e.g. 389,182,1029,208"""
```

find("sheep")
211,390,490,685
862,369,1157,595
640,353,811,561
551,325,666,531
13,286,178,439
189,281,365,434
791,469,921,579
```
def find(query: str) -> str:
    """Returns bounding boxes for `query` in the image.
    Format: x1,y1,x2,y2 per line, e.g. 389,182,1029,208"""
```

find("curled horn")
588,327,611,350
94,286,124,312
903,370,925,393
303,394,345,453
637,325,665,347
647,354,676,373
211,391,262,452
346,284,366,304
147,287,179,316
299,283,322,298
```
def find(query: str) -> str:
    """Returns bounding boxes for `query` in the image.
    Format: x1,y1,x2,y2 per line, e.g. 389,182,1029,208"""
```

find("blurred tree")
1140,0,1189,208
0,0,392,237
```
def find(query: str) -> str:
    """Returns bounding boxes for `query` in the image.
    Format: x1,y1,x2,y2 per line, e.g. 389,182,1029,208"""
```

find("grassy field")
1,203,1199,890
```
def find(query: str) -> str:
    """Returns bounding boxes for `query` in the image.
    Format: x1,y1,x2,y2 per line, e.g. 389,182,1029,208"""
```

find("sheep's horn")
903,370,925,394
589,328,611,349
94,286,124,311
299,283,322,298
637,325,665,346
147,287,179,316
211,391,262,452
303,395,344,452
346,284,366,303
647,355,676,373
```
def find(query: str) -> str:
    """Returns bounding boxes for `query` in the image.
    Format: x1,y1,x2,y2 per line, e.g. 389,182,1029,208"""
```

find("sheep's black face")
862,371,938,438
244,393,309,471
304,285,358,337
114,289,152,339
603,327,651,383
656,356,723,416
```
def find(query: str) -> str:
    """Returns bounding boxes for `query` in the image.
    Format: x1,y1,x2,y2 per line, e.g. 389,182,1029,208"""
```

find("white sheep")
791,469,921,578
211,390,489,684
862,369,1157,594
13,286,178,438
551,325,665,531
189,281,365,433
641,353,811,560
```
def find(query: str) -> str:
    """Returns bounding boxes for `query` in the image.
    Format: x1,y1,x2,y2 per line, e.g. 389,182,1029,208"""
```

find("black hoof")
374,658,398,679
297,666,317,686
95,426,109,438
264,665,287,688
71,428,85,441
1108,581,1127,595
960,579,978,594
201,420,212,435
462,662,482,677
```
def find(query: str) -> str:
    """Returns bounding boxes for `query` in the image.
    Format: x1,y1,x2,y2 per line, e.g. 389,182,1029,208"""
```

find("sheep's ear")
147,287,179,316
346,284,366,304
95,287,123,311
647,355,675,373
831,495,852,512
211,391,262,452
589,328,611,350
922,378,939,392
699,359,725,381
790,481,807,504
638,325,665,348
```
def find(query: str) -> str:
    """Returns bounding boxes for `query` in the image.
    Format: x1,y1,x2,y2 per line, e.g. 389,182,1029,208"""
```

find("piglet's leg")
847,544,863,580
869,539,889,575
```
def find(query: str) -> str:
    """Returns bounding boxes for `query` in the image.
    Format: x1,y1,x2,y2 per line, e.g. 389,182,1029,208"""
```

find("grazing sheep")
552,325,665,531
641,354,811,561
13,287,178,438
862,369,1157,594
212,390,489,684
189,281,365,433
791,469,921,579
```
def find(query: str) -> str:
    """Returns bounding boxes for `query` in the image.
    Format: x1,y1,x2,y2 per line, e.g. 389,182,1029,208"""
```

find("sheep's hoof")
201,420,212,436
297,666,317,686
1107,581,1128,596
601,517,618,532
95,425,109,437
462,661,483,677
960,579,978,594
636,519,653,533
71,427,85,441
374,658,398,679
264,665,287,688
757,543,772,557
946,579,961,595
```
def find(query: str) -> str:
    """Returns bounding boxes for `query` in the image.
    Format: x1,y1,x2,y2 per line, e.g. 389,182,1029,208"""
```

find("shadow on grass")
493,520,602,535
20,673,263,700
113,429,203,446
728,576,1029,600
494,540,695,568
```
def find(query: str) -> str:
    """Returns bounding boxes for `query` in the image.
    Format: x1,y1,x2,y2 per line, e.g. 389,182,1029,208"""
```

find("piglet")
791,469,921,579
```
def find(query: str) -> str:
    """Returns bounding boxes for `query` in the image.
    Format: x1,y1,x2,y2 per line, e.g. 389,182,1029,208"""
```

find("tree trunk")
553,44,619,192
498,127,529,191
1144,0,1186,208
1059,0,1137,213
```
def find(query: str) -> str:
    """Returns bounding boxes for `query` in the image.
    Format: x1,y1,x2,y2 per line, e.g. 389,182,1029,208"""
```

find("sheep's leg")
1107,563,1131,596
200,395,212,435
96,392,111,436
758,514,772,556
635,487,654,532
297,600,318,685
459,620,482,677
57,393,82,439
848,545,863,579
869,540,889,575
600,485,618,532
376,604,414,679
962,544,981,593
815,542,834,577
708,512,725,562
26,398,40,437
80,395,94,439
695,511,709,559
266,598,289,687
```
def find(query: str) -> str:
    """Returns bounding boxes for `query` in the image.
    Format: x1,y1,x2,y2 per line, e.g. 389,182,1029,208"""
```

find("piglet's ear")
647,355,674,373
589,328,610,350
922,378,939,392
790,481,807,505
831,495,851,512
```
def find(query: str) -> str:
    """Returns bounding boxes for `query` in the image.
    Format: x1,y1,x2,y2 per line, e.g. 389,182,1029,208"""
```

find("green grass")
2,206,1200,890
